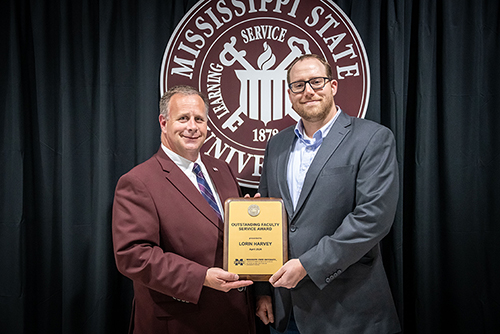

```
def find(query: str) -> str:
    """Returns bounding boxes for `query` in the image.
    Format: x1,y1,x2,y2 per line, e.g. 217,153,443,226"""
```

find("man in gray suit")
255,54,401,333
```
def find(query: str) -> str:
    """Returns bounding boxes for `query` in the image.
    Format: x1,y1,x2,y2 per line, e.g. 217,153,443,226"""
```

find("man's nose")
186,118,197,130
303,82,316,95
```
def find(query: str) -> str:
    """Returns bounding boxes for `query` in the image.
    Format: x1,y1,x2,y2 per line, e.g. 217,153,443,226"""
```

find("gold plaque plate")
223,198,288,281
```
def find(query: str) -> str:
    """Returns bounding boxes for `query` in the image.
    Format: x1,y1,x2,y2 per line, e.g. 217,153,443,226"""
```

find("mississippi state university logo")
160,0,370,188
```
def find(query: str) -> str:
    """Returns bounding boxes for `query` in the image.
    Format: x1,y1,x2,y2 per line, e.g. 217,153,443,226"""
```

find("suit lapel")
203,157,226,231
276,129,296,219
292,112,352,219
155,149,223,231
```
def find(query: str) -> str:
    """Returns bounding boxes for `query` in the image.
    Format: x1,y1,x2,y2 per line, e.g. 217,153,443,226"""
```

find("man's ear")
159,114,167,131
330,79,338,96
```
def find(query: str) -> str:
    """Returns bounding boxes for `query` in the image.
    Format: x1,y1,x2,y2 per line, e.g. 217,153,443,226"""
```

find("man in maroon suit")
112,85,255,334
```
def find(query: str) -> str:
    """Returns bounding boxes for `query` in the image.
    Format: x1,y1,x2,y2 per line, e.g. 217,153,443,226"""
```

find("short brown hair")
286,54,333,84
159,85,209,119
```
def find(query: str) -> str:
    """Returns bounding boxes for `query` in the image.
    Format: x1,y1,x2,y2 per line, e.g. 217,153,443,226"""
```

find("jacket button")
238,287,246,292
290,225,297,232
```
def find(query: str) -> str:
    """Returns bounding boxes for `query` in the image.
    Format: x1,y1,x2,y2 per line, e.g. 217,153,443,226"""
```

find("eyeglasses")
288,77,330,93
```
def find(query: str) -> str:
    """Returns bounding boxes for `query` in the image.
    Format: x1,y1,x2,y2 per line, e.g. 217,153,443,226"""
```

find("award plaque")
223,198,288,281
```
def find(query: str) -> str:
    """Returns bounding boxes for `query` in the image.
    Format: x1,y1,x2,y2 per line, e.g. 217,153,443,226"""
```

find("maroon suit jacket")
112,148,255,334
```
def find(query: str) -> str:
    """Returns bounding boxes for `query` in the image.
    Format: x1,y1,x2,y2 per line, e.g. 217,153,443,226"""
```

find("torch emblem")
220,36,311,131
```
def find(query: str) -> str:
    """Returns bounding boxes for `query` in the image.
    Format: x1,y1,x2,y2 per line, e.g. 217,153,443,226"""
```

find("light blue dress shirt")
287,109,342,210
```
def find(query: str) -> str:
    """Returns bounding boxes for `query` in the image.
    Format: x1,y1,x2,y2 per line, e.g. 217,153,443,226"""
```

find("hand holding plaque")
223,198,288,281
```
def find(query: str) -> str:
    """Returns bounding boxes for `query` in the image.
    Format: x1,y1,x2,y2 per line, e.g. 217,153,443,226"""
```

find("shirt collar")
293,108,342,148
161,144,201,171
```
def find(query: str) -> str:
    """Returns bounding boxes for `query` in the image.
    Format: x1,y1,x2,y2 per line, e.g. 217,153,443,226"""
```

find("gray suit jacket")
258,111,401,333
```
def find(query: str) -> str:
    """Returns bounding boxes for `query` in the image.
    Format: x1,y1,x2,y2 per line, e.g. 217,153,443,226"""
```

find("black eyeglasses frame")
288,77,331,93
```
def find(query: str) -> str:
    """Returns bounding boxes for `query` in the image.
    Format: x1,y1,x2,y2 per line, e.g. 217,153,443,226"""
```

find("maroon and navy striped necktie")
193,163,223,221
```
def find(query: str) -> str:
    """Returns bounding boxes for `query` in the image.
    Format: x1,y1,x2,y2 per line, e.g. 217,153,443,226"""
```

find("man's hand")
269,259,307,289
203,267,253,292
244,192,261,198
256,295,274,325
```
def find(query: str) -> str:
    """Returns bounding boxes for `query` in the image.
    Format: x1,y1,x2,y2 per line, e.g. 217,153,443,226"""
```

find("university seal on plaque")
248,204,260,217
160,0,370,188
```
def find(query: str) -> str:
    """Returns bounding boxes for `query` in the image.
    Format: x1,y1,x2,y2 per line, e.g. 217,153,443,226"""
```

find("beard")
293,93,335,123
